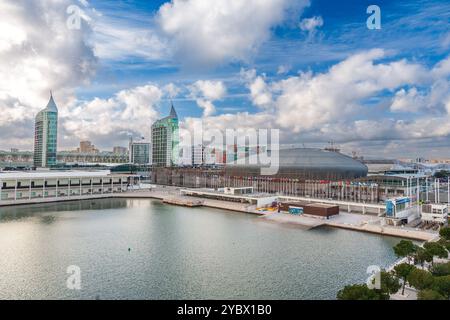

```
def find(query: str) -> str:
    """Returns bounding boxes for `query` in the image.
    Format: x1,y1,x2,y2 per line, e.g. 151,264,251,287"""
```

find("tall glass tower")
33,92,58,168
151,103,179,167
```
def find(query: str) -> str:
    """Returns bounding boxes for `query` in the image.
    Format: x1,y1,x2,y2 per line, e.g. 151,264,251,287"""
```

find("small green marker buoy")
128,247,131,252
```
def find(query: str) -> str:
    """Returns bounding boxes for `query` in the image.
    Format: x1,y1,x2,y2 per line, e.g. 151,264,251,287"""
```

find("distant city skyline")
0,0,449,159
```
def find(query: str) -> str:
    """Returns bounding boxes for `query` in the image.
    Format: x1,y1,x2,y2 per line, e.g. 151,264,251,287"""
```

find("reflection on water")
0,198,402,300
0,199,128,222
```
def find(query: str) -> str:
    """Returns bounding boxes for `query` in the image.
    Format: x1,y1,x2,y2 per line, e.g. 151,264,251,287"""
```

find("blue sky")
0,0,449,158
82,0,449,119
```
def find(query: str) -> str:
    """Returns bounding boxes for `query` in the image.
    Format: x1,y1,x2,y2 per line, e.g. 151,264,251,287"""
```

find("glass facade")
151,104,179,167
33,94,58,168
130,142,151,164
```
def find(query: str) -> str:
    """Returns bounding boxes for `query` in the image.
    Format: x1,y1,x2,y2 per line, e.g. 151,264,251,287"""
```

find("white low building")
0,170,138,204
421,204,448,226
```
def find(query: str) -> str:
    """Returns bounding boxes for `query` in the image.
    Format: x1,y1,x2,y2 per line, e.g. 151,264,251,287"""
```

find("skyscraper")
151,103,179,167
33,92,58,168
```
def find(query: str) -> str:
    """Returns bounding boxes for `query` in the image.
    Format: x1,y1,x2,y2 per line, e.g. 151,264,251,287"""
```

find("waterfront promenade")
0,185,439,241
117,187,437,241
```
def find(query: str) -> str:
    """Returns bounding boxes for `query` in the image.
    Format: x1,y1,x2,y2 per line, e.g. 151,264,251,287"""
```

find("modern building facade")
33,93,58,168
151,103,179,167
0,171,137,204
130,141,151,165
0,150,128,168
151,148,378,203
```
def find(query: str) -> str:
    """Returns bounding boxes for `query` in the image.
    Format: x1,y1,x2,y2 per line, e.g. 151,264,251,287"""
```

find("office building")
130,141,151,165
151,103,179,167
33,92,58,168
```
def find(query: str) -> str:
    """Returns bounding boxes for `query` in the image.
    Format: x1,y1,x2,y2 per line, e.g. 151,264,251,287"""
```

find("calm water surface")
0,198,402,299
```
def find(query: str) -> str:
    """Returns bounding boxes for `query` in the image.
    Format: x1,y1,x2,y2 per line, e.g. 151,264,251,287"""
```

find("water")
0,198,403,300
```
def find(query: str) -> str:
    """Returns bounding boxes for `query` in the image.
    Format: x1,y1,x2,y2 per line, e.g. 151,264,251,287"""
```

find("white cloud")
190,80,227,101
299,16,323,33
0,0,97,149
156,0,309,66
277,65,291,75
390,87,425,113
187,51,450,158
241,69,273,109
63,84,162,147
163,83,181,98
189,80,227,116
273,49,426,132
91,18,168,61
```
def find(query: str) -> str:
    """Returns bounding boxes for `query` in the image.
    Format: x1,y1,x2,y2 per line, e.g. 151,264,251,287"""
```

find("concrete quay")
0,193,114,207
0,186,440,241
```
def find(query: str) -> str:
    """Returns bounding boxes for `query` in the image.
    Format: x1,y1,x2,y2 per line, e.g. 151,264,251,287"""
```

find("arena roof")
225,148,368,180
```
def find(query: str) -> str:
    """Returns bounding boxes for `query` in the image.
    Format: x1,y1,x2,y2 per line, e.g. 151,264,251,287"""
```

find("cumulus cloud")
63,84,162,148
0,0,97,149
273,49,427,132
188,80,227,116
184,51,450,158
156,0,309,66
163,83,181,98
390,87,425,113
241,69,273,109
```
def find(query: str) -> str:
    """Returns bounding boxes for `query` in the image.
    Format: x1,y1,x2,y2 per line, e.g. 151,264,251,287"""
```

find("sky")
0,0,449,159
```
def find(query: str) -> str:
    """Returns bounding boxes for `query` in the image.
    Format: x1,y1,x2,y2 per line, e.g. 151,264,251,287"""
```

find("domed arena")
225,148,368,180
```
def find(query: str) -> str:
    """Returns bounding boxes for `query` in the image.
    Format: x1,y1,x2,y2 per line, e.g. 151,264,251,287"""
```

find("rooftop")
0,170,114,180
43,92,58,113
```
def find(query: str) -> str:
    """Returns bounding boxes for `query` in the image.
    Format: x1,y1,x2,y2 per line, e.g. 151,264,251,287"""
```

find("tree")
414,247,433,268
393,240,418,263
439,227,450,241
337,284,385,300
432,275,450,299
417,289,446,300
437,238,450,251
394,263,416,295
407,269,434,291
430,262,450,277
379,271,401,297
434,170,450,179
424,242,448,265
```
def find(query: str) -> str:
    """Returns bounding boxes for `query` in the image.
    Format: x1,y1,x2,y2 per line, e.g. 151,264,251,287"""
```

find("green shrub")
417,289,446,300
